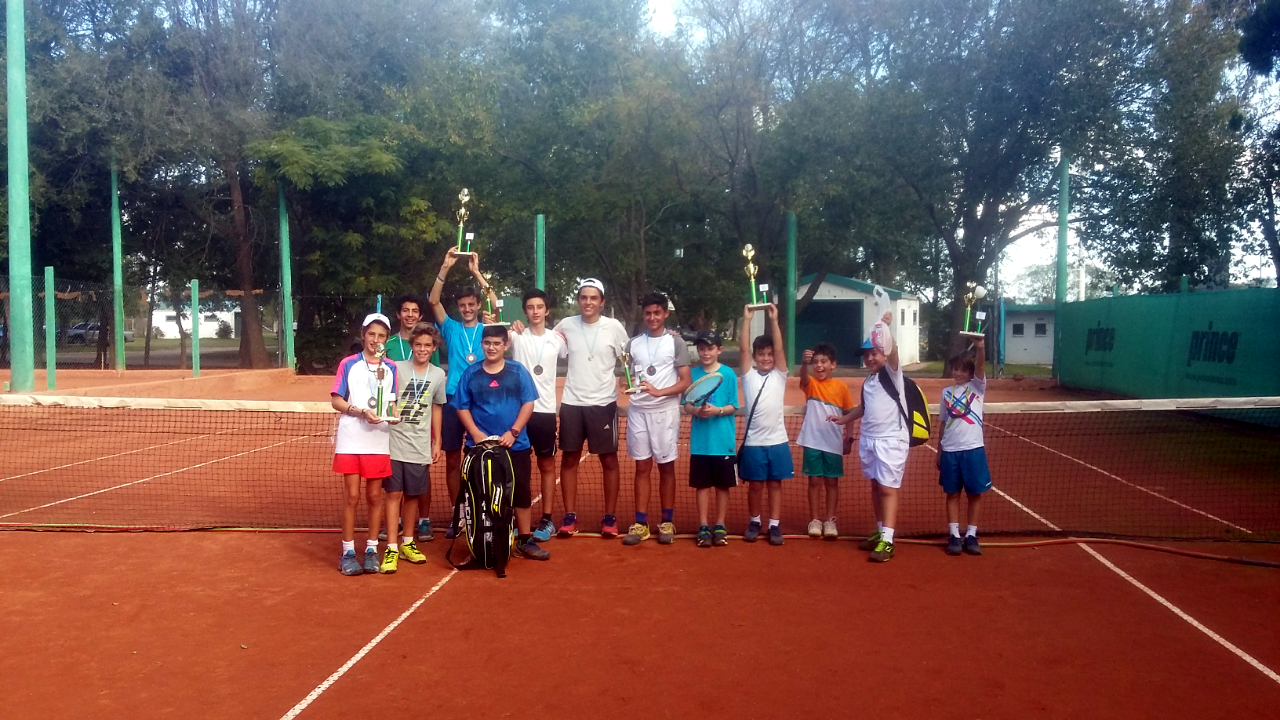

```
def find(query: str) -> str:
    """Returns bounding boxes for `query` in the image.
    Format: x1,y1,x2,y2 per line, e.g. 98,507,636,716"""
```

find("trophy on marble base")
619,350,641,395
959,282,988,339
371,343,402,423
453,188,476,257
743,244,771,310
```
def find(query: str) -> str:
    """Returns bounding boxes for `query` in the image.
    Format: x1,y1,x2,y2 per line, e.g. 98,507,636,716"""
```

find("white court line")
0,427,239,484
985,421,1252,534
279,570,458,720
942,443,1280,686
0,435,315,519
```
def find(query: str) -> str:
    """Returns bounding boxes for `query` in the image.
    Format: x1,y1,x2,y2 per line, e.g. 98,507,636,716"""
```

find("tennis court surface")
2,394,1278,717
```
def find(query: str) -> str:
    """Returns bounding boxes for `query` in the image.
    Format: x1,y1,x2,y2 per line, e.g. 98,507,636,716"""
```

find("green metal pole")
278,185,295,371
535,214,546,290
786,211,797,366
7,0,35,392
190,279,200,378
44,265,55,390
111,160,126,371
1053,152,1069,380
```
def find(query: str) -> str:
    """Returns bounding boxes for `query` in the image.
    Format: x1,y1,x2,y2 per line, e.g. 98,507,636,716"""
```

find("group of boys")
330,249,993,575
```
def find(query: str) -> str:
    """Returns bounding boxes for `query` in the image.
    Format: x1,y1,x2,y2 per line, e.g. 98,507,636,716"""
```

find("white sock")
768,518,780,528
877,521,884,532
948,522,960,538
341,540,355,554
882,527,895,543
365,539,378,552
966,525,978,537
387,543,398,552
402,536,414,546
750,515,762,525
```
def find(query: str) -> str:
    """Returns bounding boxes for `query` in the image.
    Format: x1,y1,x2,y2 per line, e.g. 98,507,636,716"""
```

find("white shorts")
858,435,909,489
626,406,681,464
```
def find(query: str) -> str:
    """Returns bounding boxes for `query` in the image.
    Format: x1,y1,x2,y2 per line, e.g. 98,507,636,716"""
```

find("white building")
149,306,239,340
750,274,921,367
1002,304,1054,365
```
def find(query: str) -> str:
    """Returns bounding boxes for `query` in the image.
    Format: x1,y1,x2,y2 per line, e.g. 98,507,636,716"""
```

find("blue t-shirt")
453,360,539,451
441,315,484,397
684,364,739,456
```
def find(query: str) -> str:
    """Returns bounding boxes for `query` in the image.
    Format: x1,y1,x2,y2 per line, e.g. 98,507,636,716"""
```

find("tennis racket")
681,372,724,407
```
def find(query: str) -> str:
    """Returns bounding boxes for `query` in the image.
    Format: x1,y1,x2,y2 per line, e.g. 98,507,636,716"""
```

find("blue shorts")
738,443,795,482
938,447,992,495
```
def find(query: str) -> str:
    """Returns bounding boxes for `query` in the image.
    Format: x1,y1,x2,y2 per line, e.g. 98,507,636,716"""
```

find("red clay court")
1,372,1278,718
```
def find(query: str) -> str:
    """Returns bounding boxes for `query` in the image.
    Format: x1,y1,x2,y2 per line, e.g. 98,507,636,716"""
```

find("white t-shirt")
741,367,789,447
510,326,567,414
860,365,909,441
554,315,630,407
626,332,691,412
940,376,987,453
331,353,398,455
389,361,447,463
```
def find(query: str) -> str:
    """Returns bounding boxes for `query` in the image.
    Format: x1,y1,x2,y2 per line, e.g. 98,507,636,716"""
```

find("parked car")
67,322,135,344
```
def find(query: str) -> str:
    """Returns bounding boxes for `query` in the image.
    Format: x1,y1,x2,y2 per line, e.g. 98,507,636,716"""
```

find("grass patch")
911,361,1052,378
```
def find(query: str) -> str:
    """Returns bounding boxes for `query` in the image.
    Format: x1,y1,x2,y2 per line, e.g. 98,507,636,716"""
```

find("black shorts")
558,403,619,455
441,398,467,452
509,448,533,509
527,412,558,458
689,454,738,490
385,460,429,496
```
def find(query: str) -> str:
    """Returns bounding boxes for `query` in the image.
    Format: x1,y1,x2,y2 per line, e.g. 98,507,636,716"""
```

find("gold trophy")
453,188,475,257
371,343,402,423
618,350,641,395
743,244,770,310
959,281,988,338
482,272,510,327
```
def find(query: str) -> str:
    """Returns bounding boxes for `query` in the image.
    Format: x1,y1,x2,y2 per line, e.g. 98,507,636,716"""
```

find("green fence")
1058,288,1280,398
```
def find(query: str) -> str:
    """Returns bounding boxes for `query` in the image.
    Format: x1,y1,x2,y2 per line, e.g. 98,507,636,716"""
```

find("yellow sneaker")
399,540,426,564
379,546,399,574
657,522,676,545
621,523,650,546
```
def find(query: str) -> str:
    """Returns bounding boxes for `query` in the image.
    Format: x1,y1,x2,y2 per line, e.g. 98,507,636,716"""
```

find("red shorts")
332,453,392,479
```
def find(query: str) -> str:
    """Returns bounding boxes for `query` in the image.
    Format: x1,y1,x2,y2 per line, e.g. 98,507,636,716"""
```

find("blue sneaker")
532,517,555,543
946,535,963,556
743,520,761,543
339,551,362,576
362,549,380,574
417,518,434,542
963,534,982,556
767,525,784,546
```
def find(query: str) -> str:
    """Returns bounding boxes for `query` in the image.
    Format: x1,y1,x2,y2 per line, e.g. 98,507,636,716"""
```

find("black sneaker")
515,538,550,561
767,525,784,546
945,535,963,556
712,525,728,547
858,531,882,551
869,539,895,563
963,534,982,556
696,525,712,548
743,520,762,543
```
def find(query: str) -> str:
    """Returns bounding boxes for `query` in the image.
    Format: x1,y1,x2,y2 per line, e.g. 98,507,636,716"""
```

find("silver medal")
646,365,656,376
534,365,543,375
466,353,477,363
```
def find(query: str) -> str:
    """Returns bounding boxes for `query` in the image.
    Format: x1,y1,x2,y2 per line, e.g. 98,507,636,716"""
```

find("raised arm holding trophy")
454,188,475,257
959,281,988,339
743,244,771,310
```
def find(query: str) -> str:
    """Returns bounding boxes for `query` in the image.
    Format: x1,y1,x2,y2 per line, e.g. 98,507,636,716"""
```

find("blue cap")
861,338,874,350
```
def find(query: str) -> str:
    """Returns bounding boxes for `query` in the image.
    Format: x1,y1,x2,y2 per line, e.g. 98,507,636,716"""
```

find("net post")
1053,151,1069,381
44,266,56,390
278,184,295,371
111,158,126,371
6,0,35,392
535,214,546,291
786,211,797,366
190,279,200,378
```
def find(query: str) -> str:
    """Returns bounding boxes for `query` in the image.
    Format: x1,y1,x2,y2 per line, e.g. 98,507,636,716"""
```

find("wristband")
435,275,445,284
509,427,521,436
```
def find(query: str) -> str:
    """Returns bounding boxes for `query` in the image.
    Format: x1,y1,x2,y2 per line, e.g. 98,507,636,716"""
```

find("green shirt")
385,333,414,362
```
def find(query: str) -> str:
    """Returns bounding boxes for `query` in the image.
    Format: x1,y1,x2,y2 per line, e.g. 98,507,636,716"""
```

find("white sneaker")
807,519,823,537
823,519,838,539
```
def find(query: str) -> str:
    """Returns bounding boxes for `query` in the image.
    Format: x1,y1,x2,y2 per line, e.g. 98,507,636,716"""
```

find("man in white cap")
552,278,630,538
330,313,399,575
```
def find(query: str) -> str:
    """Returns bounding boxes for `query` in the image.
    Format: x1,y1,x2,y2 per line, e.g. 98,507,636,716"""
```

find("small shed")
1002,304,1054,365
150,305,240,340
788,274,922,367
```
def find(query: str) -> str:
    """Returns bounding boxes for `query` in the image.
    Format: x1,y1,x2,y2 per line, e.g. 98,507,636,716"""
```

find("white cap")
578,278,606,296
362,313,391,330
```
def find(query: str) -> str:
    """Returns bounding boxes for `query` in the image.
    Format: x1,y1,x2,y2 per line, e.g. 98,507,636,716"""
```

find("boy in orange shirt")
797,342,855,539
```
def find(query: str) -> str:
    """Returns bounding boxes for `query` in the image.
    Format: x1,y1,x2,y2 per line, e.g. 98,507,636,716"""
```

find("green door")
795,300,863,367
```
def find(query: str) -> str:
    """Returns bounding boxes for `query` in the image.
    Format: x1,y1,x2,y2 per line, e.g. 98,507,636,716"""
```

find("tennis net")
1,394,1277,540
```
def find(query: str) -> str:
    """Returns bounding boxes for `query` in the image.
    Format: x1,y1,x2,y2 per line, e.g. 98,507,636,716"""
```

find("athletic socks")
768,518,780,528
387,543,398,552
365,539,378,552
342,540,355,554
661,508,674,523
948,522,961,538
517,534,532,544
564,511,577,524
750,515,762,525
882,527,895,543
542,513,552,523
402,536,413,546
603,513,616,526
877,521,884,532
966,525,978,537
636,511,648,525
